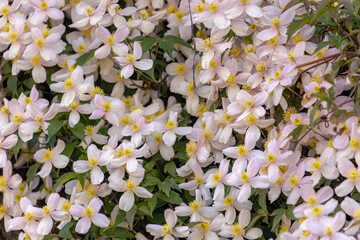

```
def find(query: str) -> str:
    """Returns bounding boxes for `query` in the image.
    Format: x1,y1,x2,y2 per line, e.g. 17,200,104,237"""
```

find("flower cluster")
0,0,360,239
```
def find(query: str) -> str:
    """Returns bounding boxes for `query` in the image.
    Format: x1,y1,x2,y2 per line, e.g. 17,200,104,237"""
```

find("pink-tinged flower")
223,131,257,171
341,197,360,235
73,144,108,185
335,158,360,197
81,120,108,147
161,111,192,147
19,86,49,111
8,197,41,238
23,27,62,61
282,162,312,205
69,198,110,234
225,0,263,19
0,161,22,207
146,209,190,239
19,103,59,142
89,94,124,127
198,54,229,84
213,189,252,224
64,100,92,128
0,0,21,29
0,18,30,59
257,9,296,41
212,59,251,102
332,117,357,150
175,190,218,222
219,210,262,240
338,123,360,163
224,161,269,203
50,66,88,107
122,115,155,147
0,134,18,167
70,0,107,28
227,89,268,121
188,214,224,240
166,58,193,86
304,198,338,219
146,132,175,161
195,36,232,68
193,0,233,29
34,193,67,235
34,139,69,178
111,141,149,173
245,53,272,89
205,159,229,201
293,186,334,219
1,99,26,136
304,154,339,187
252,139,292,184
108,176,152,212
306,212,348,240
28,0,64,25
114,42,153,79
94,25,129,59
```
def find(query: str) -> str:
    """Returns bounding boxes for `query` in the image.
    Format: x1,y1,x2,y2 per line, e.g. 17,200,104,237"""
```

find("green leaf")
53,172,79,191
26,163,41,184
158,37,175,58
113,210,126,227
162,35,193,49
310,101,320,127
291,125,309,140
58,221,75,239
70,122,86,142
142,176,162,187
313,41,333,54
287,19,310,41
13,137,23,160
47,120,66,141
159,179,171,196
356,84,360,110
62,141,77,157
7,76,18,95
270,209,286,233
164,161,177,176
140,37,157,53
75,49,96,66
147,195,157,215
158,191,182,205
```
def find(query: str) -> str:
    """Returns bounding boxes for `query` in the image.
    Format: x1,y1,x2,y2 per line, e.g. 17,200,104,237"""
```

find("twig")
295,53,340,69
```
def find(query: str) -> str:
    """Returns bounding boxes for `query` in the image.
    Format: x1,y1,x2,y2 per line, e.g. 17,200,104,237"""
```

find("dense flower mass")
0,0,360,239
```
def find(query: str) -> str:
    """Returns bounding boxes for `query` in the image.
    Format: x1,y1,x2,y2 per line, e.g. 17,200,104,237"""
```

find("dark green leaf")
141,37,157,53
13,137,23,160
159,179,171,196
62,141,77,157
75,49,96,66
26,163,41,184
162,35,193,49
287,19,310,41
114,210,126,227
157,191,182,205
7,76,18,95
53,172,79,191
70,122,86,142
47,120,66,141
164,161,177,176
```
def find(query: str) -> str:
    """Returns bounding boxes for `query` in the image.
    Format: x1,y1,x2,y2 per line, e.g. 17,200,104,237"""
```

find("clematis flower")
225,0,263,19
114,42,153,79
146,209,190,239
73,144,108,185
28,0,64,25
50,66,88,107
188,214,224,240
0,134,18,167
161,111,192,147
0,161,22,207
108,176,152,211
89,94,125,127
34,139,69,178
94,25,129,59
335,158,360,197
69,198,110,234
23,27,62,61
122,115,155,147
34,193,67,235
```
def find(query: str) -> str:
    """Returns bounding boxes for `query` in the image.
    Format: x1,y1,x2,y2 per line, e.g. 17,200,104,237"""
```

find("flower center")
312,206,322,216
241,172,250,182
0,5,11,15
212,170,222,182
40,0,48,9
43,149,53,160
107,35,115,45
61,200,71,212
131,124,140,132
231,222,243,235
125,54,136,64
272,18,281,28
36,38,44,47
24,212,36,222
85,125,94,135
88,156,99,167
311,158,321,170
203,37,214,51
208,2,220,12
161,223,172,236
165,120,177,130
42,205,52,217
8,31,18,43
308,196,316,205
124,148,133,157
102,102,111,111
125,179,136,190
12,113,24,125
64,78,75,90
350,138,360,150
189,200,202,211
347,168,359,181
175,63,187,75
0,176,7,192
288,175,299,186
186,141,197,156
267,154,275,162
84,207,93,216
238,145,247,156
224,195,234,206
